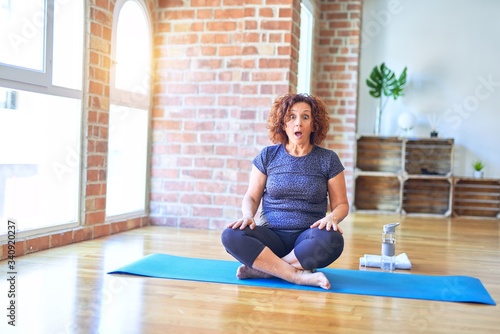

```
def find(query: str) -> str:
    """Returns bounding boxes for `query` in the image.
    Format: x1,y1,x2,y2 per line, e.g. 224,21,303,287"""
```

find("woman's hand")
227,215,256,230
310,216,343,234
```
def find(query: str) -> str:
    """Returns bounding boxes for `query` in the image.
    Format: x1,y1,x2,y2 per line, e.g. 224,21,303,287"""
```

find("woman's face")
283,101,313,145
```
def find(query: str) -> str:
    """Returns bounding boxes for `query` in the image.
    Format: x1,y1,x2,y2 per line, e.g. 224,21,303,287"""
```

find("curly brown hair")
267,93,330,145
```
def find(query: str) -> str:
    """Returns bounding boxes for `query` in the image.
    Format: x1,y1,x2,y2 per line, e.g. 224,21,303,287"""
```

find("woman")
221,93,349,290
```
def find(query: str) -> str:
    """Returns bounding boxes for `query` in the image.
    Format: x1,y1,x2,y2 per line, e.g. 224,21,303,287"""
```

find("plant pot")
473,170,484,178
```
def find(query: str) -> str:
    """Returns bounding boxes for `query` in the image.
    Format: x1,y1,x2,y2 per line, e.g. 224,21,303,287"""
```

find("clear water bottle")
381,222,400,271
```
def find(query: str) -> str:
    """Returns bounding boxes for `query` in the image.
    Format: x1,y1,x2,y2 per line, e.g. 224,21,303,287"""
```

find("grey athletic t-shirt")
253,144,344,230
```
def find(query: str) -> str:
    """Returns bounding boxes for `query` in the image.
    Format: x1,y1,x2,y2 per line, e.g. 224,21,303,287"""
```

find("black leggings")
221,226,344,271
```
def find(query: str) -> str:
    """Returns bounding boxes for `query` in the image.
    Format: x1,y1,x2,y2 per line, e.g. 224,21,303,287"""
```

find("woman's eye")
303,115,309,120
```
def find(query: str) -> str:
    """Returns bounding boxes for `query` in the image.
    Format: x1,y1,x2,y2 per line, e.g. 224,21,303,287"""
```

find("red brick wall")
85,0,114,230
150,0,361,229
151,0,302,229
316,0,361,203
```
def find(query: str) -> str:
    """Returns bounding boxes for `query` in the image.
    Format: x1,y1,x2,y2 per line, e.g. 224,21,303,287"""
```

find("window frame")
0,0,84,240
0,0,82,99
0,0,53,87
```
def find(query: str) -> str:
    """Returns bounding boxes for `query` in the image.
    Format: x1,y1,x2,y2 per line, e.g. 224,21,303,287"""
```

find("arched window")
106,0,152,218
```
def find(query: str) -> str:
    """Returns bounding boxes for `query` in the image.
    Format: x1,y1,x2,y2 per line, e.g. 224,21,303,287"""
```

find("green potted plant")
366,63,408,135
472,160,485,178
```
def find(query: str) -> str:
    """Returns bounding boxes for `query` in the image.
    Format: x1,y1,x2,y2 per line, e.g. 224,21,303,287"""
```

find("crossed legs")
221,226,344,290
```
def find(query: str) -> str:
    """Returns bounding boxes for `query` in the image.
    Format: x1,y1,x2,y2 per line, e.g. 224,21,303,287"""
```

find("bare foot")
295,270,331,290
237,265,330,290
236,265,273,279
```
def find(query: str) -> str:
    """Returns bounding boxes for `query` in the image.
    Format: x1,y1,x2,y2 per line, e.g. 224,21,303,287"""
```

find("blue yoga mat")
108,253,496,305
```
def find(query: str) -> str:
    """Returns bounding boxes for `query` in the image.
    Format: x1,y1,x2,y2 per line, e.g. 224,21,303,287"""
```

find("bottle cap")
383,222,400,233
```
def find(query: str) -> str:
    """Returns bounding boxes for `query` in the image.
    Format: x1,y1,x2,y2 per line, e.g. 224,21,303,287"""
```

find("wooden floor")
1,213,499,334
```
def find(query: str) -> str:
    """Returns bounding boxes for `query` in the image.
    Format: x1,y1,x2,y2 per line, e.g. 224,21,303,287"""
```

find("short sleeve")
327,150,344,179
253,150,266,175
252,145,281,176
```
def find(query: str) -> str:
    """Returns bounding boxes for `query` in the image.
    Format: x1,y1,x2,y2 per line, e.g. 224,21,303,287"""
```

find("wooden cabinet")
354,175,401,212
452,178,500,218
402,178,452,216
404,139,454,176
354,136,454,217
354,136,500,218
356,136,403,173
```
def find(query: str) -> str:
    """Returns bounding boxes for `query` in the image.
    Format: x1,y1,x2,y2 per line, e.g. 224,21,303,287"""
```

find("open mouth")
294,131,303,138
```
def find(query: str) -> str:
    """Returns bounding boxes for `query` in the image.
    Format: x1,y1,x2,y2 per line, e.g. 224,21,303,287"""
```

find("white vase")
473,170,484,178
398,111,417,137
374,106,382,135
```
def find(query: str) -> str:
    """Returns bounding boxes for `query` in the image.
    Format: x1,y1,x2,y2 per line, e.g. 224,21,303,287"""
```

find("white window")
0,0,51,86
106,0,151,218
0,0,83,237
297,0,314,95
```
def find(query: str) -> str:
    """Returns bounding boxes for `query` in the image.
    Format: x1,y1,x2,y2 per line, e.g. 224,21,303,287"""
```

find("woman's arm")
227,165,267,230
310,171,349,233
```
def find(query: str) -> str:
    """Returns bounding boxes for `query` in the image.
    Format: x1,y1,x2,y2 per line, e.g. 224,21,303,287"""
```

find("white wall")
358,0,500,178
